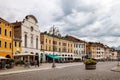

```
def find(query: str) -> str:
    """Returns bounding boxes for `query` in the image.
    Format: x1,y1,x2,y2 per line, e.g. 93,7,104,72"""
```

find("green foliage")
85,59,97,65
15,60,24,65
9,59,15,63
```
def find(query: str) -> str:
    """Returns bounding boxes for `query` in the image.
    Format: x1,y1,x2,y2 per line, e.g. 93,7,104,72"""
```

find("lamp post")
52,25,56,68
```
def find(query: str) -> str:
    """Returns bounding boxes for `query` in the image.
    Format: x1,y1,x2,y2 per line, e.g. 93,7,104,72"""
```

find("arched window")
36,37,38,49
25,34,27,47
31,35,33,48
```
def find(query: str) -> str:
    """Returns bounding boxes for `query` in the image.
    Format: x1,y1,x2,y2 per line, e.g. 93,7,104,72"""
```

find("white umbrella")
0,56,8,59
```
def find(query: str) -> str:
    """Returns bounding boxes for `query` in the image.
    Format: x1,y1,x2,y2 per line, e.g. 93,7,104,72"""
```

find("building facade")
12,15,40,60
86,42,105,60
13,23,22,55
40,31,74,62
65,35,86,61
0,17,13,58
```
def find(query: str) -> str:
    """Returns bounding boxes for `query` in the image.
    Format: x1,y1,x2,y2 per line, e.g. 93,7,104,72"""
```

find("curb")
0,63,82,76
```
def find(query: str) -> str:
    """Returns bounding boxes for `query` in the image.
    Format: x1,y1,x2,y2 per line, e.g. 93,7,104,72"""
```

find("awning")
73,57,81,59
0,56,9,59
14,53,35,57
46,54,64,60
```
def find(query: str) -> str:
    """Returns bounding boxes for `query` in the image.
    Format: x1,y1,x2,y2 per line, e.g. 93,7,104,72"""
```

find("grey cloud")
0,0,120,47
60,0,77,16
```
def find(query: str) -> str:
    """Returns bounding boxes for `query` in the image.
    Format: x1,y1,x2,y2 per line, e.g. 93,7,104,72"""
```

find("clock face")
31,26,34,31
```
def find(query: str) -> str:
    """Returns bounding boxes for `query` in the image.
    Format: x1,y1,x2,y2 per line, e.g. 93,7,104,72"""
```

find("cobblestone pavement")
0,62,120,80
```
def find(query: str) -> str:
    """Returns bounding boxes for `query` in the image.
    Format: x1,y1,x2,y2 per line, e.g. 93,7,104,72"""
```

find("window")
10,31,12,37
31,35,33,47
25,34,27,47
63,43,66,46
59,42,61,45
46,39,47,43
0,40,1,47
49,40,51,44
36,38,38,49
15,41,17,47
5,29,7,36
62,48,66,52
0,27,1,34
53,41,57,45
53,45,57,51
10,43,12,48
76,44,78,47
41,45,42,50
49,47,51,51
5,42,7,48
31,26,34,31
46,45,47,50
59,48,61,52
19,42,21,47
41,41,43,44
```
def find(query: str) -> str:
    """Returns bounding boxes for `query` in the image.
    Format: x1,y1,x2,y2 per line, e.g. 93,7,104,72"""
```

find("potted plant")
84,59,97,70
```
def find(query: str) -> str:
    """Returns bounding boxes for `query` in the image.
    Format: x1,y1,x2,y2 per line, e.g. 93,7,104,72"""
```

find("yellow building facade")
40,32,74,62
0,17,13,58
13,39,22,55
41,33,74,53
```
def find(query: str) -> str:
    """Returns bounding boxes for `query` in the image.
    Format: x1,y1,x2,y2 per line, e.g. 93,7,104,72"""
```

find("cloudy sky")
0,0,120,47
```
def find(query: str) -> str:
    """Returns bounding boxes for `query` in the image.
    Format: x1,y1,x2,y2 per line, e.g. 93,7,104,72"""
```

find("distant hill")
112,46,120,50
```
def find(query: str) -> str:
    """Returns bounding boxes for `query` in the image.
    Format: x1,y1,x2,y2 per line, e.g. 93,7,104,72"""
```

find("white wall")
21,16,40,54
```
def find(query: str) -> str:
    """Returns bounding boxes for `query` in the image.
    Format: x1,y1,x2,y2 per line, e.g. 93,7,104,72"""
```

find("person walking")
37,60,39,67
24,60,30,68
34,60,37,67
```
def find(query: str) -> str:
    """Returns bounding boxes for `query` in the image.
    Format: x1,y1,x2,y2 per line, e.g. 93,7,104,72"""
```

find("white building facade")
65,35,86,61
21,15,40,56
74,42,86,60
95,46,105,60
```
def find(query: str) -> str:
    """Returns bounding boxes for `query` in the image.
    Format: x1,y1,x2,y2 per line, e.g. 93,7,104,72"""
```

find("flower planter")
85,64,96,70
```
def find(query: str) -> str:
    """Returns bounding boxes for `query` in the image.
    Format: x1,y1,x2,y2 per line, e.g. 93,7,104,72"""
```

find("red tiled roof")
65,35,85,43
11,22,22,27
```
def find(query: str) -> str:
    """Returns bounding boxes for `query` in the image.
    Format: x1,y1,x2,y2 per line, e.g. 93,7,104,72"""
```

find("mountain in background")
112,46,120,50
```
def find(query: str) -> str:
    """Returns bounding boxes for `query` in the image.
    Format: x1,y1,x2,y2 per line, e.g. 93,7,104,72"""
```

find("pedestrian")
1,60,6,69
34,60,37,67
24,60,30,68
0,59,2,69
37,60,39,67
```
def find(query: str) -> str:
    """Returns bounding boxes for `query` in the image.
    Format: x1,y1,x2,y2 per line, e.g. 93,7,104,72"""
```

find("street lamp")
52,25,56,68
